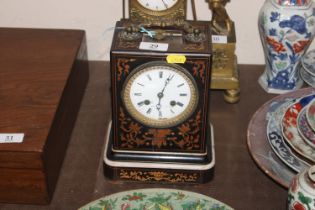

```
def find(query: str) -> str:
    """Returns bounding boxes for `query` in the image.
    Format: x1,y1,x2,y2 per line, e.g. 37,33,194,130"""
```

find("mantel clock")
103,20,214,183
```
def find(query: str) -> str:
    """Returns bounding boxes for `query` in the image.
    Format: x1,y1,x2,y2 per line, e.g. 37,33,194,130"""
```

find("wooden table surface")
0,62,290,210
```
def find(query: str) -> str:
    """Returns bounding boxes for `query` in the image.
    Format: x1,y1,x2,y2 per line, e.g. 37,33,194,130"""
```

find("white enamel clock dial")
123,62,198,128
137,0,179,11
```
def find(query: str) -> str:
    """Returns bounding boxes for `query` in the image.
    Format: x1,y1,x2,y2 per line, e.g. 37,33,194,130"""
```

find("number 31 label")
0,133,24,143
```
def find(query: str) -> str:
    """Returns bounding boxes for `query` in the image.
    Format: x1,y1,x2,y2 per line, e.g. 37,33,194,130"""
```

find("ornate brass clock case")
129,0,187,26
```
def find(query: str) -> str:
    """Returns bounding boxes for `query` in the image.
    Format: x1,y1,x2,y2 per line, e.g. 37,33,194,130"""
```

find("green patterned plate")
78,188,234,210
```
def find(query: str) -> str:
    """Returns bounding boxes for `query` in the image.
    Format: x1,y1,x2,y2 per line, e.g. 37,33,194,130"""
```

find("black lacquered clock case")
110,54,211,154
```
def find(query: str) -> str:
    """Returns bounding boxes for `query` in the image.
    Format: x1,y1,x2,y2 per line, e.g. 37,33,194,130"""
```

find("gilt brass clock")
129,0,187,26
104,20,214,183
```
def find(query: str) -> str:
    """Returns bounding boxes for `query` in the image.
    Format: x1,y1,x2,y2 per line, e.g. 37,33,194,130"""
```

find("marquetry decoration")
119,169,198,183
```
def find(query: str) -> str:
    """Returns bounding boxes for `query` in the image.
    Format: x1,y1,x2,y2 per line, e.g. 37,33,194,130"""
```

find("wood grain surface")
0,28,88,204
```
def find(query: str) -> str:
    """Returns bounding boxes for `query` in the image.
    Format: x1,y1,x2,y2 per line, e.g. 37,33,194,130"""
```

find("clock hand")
156,74,174,111
156,101,163,118
156,93,162,110
161,0,168,9
160,74,174,94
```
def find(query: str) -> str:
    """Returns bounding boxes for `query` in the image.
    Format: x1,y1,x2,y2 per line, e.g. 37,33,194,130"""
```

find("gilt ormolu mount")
208,0,240,103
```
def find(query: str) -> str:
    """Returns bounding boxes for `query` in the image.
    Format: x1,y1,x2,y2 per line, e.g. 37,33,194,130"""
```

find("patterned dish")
267,100,310,173
78,188,234,210
302,49,315,77
297,106,315,149
306,98,315,132
247,88,315,189
282,94,315,163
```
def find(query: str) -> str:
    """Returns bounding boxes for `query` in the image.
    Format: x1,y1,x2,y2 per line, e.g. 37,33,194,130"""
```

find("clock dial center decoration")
123,61,198,128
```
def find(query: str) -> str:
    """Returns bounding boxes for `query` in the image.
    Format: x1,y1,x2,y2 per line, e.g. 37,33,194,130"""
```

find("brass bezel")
129,0,186,25
122,61,198,128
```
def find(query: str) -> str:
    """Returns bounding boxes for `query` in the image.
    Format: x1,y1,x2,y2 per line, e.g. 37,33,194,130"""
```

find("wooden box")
0,28,88,204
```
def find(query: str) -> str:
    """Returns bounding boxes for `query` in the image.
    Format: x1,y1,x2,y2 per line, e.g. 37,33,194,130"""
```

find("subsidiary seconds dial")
137,0,179,11
122,61,198,128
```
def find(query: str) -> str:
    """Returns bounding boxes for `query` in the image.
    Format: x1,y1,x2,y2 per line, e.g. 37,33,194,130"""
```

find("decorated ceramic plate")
267,100,309,173
78,188,234,210
300,65,315,87
297,106,315,149
306,98,315,132
247,88,315,188
302,49,315,77
282,94,315,163
247,88,315,189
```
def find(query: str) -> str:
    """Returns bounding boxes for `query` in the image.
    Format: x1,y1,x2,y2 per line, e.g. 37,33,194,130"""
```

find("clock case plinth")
105,20,214,183
104,121,215,183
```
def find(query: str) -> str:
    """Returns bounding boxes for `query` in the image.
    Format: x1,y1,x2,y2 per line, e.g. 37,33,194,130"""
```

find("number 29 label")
139,42,169,51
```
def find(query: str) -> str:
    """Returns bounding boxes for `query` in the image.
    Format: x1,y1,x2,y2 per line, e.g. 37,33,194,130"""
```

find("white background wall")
0,0,310,64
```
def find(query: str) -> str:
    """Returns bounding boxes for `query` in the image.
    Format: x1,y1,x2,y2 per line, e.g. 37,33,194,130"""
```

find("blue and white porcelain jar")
258,0,315,94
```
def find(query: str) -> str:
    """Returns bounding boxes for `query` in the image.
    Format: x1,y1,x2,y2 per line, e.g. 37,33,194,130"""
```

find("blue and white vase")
258,0,315,94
